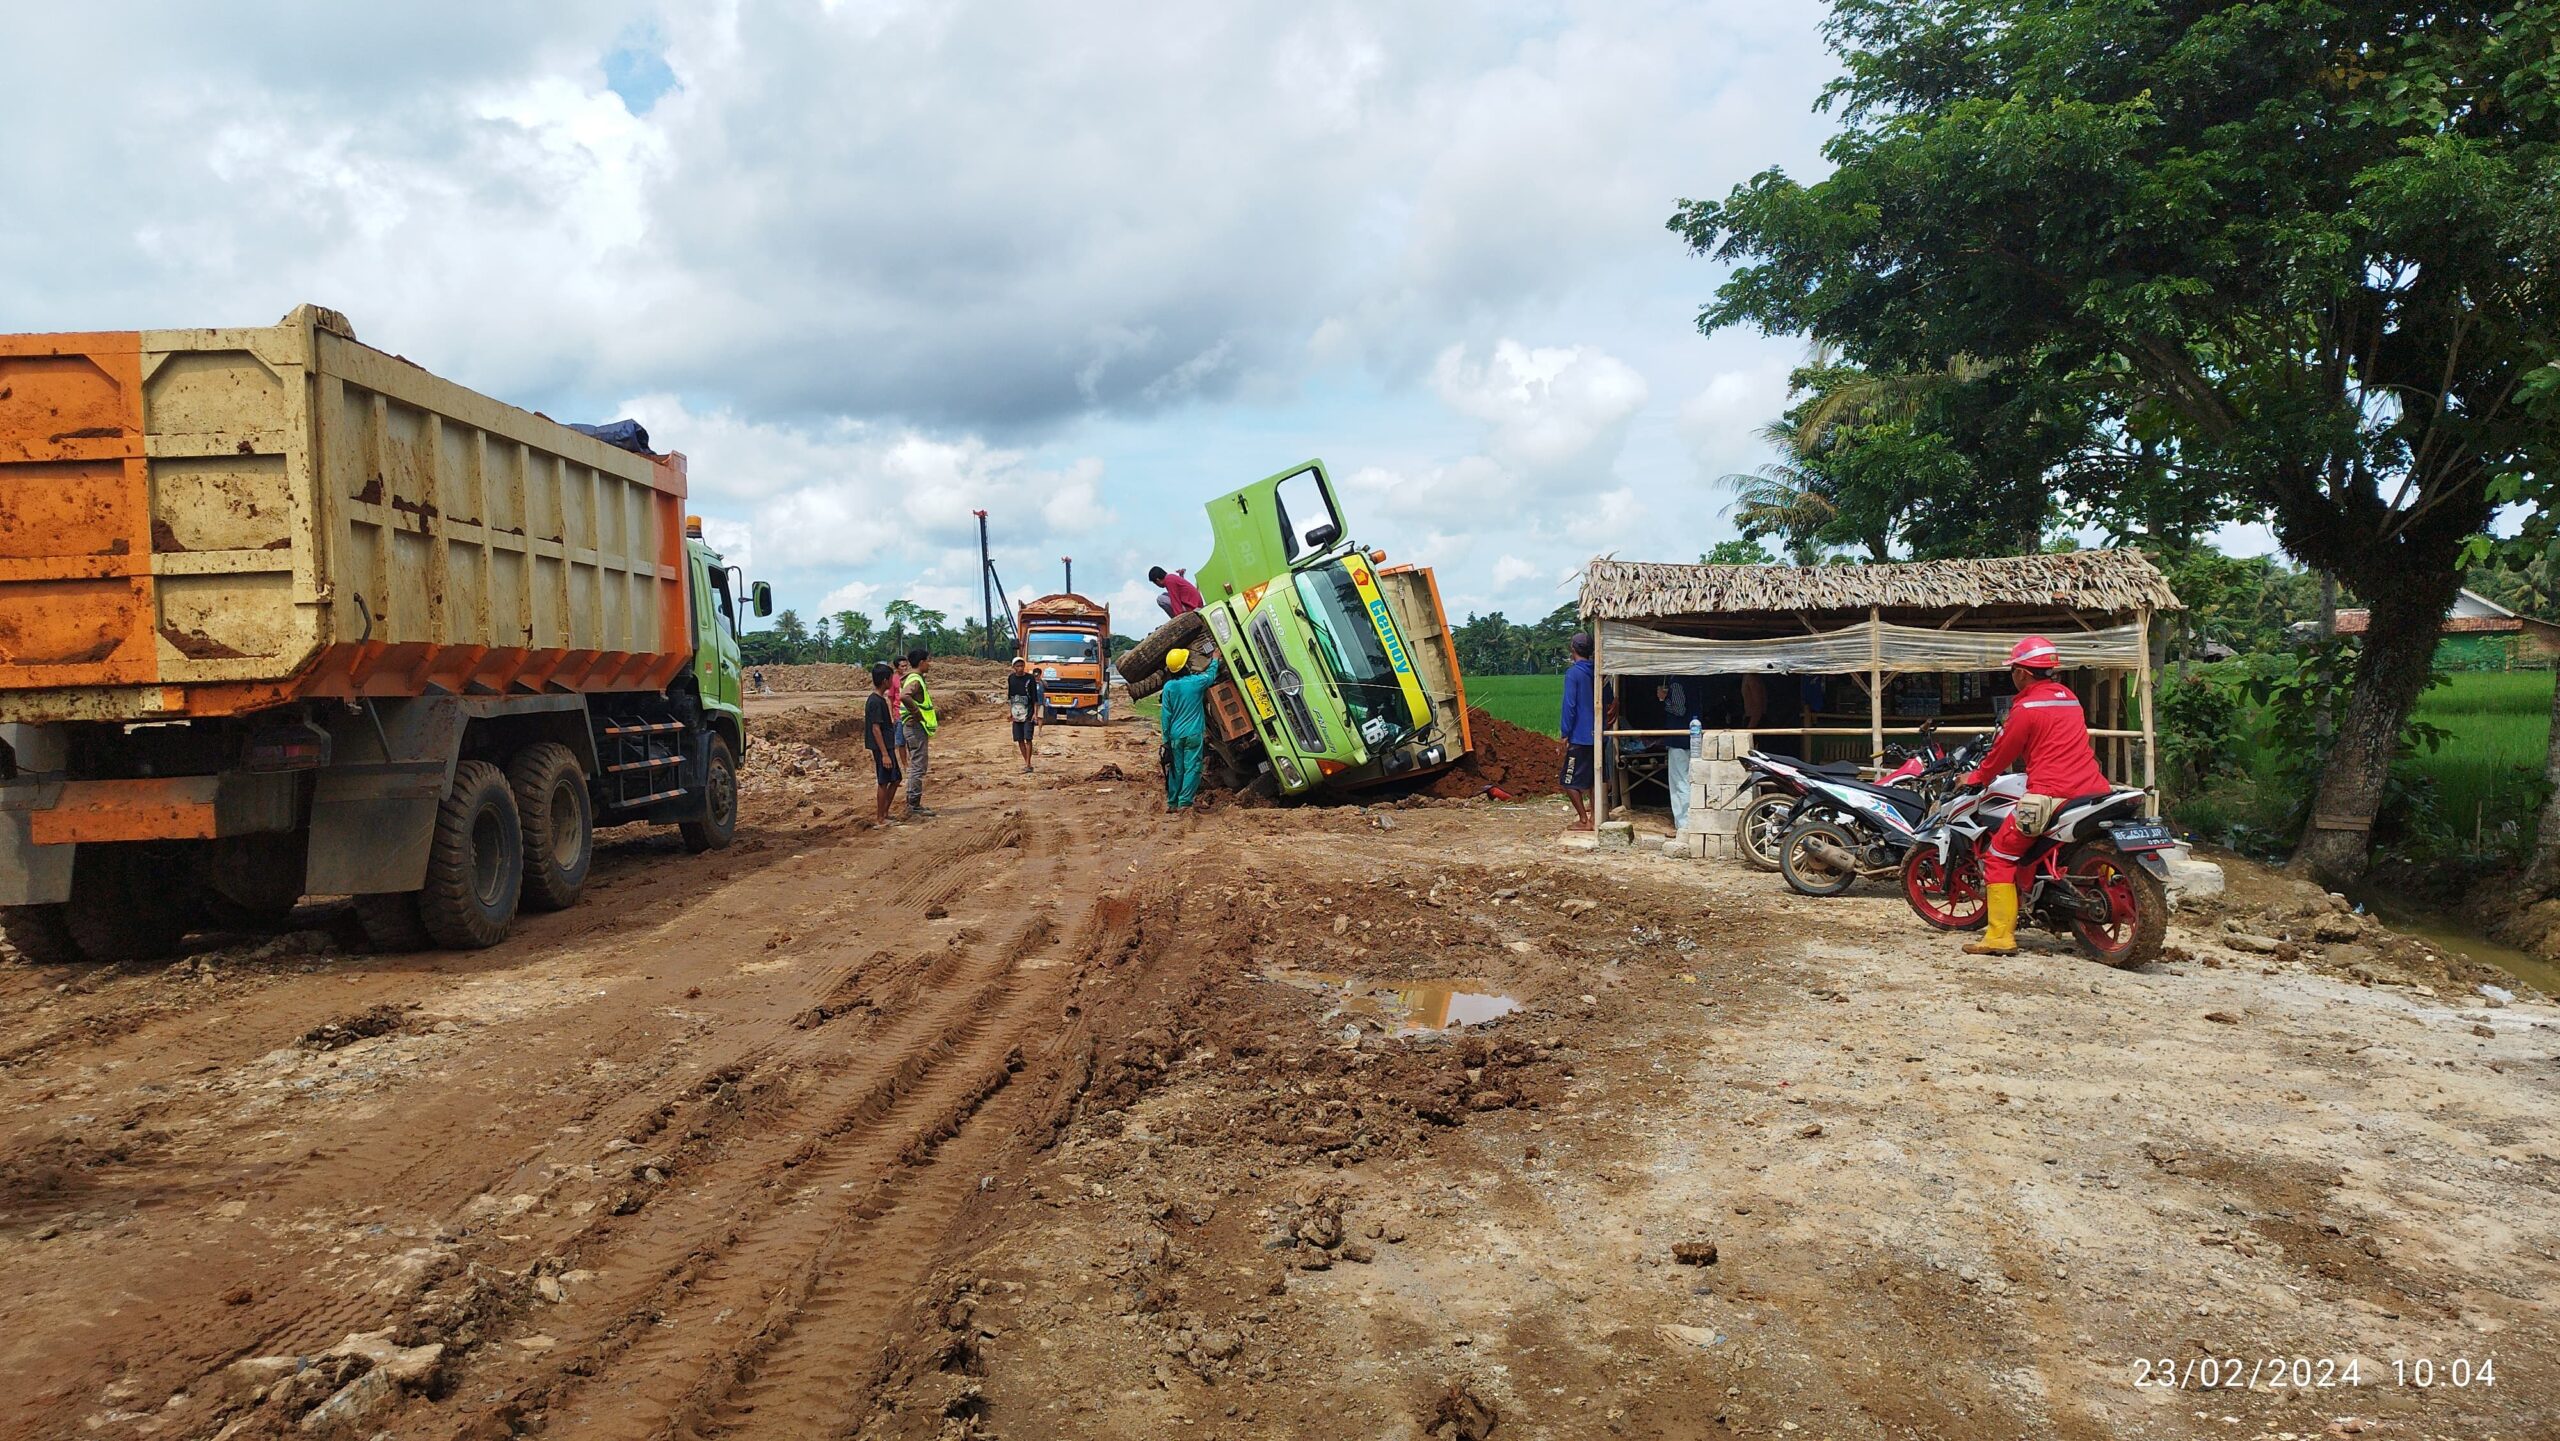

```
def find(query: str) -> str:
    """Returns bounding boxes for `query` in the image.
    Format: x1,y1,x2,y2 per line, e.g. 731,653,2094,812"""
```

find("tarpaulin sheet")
1596,619,2147,676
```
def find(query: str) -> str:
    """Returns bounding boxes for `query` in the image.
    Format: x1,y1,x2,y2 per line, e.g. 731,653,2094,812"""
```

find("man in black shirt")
864,662,902,824
1007,656,1046,773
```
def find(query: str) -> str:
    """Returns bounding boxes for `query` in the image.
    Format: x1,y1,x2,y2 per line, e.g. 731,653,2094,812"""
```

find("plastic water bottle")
1689,715,1704,757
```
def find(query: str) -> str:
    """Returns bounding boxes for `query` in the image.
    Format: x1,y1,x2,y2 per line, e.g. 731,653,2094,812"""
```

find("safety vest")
905,674,939,735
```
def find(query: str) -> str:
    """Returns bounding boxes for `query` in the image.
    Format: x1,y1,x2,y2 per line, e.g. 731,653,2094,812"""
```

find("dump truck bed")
0,306,690,724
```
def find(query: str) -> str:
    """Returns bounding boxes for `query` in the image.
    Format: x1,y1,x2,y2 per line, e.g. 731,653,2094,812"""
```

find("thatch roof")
1580,549,2182,621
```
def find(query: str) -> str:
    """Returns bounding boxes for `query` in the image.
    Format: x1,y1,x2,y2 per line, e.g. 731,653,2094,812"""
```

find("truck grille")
1250,612,1325,753
1044,677,1100,694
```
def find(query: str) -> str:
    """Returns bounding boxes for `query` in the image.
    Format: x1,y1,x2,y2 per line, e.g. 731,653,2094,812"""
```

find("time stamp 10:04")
2131,1356,2496,1391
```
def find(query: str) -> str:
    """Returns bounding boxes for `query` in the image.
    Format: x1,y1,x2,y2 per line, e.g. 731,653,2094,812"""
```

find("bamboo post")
1867,607,1884,763
1592,622,1606,830
2136,606,2158,810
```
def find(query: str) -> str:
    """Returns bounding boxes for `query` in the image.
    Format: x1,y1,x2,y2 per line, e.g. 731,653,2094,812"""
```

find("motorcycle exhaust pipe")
1803,834,1864,872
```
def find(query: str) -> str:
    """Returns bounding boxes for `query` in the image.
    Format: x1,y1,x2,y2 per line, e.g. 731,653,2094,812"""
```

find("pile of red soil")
1428,708,1567,799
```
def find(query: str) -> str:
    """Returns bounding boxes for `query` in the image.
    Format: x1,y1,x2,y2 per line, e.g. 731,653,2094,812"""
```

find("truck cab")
1186,461,1469,795
1016,594,1112,723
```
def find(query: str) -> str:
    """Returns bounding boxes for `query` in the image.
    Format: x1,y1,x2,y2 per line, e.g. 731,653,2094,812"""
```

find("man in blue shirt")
1560,632,1598,831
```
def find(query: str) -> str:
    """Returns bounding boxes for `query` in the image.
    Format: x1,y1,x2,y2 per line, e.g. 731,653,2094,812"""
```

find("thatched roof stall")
1573,550,2183,839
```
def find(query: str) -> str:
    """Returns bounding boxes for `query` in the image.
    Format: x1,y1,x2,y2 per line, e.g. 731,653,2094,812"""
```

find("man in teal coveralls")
1158,646,1223,811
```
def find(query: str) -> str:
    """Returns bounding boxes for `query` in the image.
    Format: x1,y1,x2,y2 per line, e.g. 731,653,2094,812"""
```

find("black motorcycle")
1775,731,1986,897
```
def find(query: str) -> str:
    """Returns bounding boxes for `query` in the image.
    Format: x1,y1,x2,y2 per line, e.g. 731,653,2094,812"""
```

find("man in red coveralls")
1958,636,2112,956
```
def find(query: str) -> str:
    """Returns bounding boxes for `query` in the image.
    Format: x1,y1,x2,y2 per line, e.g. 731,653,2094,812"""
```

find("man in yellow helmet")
1157,646,1223,812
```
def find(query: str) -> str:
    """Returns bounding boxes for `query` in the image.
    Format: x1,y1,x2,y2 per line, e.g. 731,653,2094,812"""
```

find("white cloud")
616,394,1112,577
818,580,885,616
1431,340,1650,479
0,1,1839,631
1677,359,1796,478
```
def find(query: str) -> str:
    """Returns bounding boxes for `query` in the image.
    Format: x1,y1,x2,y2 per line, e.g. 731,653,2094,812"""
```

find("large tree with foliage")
1674,1,2560,882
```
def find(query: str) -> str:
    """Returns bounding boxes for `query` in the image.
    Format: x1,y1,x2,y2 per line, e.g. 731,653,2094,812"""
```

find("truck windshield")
1291,564,1410,744
1026,631,1097,663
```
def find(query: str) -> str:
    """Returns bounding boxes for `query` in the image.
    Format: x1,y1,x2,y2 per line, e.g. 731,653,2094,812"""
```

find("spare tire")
1127,669,1167,702
1115,611,1208,683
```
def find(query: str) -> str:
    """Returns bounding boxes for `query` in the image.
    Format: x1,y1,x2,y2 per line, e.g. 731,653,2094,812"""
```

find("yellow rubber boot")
1963,883,2019,955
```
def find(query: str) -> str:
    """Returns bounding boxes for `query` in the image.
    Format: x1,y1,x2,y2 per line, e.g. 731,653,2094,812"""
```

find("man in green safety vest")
901,646,939,819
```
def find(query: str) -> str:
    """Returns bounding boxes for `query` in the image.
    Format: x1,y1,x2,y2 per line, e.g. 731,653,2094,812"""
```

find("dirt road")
1,691,2552,1440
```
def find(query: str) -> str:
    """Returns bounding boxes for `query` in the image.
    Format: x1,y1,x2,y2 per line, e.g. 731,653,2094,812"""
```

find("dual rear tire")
360,745,599,952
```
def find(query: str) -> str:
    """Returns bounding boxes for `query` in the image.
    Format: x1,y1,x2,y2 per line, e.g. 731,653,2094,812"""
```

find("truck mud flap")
306,762,447,895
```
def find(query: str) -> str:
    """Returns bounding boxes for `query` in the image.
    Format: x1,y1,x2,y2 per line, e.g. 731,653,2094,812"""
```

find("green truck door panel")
691,540,743,717
1196,461,1346,600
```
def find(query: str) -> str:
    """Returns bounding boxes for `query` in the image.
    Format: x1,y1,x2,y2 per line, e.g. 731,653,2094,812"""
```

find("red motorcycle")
1900,777,2173,967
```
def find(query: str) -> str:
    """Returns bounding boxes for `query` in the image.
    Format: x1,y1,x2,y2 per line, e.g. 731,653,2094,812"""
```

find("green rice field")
2405,670,2551,842
1465,674,1567,736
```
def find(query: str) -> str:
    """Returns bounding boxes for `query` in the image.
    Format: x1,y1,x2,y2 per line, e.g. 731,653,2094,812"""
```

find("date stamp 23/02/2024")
2130,1356,2498,1391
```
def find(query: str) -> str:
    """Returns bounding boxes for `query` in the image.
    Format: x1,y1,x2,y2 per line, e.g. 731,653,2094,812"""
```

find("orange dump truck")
0,306,771,961
1016,593,1112,723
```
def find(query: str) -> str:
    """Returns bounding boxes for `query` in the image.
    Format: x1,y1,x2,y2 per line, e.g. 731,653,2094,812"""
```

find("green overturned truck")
1118,460,1471,797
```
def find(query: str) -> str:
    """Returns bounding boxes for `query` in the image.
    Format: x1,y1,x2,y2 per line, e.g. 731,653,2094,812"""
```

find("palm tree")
1718,419,1841,564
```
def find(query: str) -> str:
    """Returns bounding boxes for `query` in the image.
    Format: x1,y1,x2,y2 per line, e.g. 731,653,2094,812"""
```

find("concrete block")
1596,820,1636,849
2160,844,2224,907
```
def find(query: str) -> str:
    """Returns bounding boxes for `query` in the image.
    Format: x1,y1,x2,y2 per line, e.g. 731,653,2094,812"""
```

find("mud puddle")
1260,970,1521,1035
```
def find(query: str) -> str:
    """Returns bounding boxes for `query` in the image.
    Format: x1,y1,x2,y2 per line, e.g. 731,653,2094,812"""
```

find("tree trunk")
2290,586,2451,887
2529,672,2560,894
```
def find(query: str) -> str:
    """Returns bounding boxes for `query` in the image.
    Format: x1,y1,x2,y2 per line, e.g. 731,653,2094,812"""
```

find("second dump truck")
0,306,771,961
1015,592,1112,723
1119,460,1469,796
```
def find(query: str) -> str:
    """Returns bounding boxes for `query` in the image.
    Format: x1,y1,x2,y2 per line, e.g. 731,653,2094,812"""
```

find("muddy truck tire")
0,904,83,965
64,846,192,962
510,742,594,911
1127,669,1167,702
418,759,525,950
1115,611,1207,684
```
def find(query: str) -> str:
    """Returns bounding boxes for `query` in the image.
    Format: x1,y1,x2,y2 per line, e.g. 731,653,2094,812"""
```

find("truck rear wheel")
681,736,738,854
1115,611,1207,683
63,845,192,963
418,759,523,950
0,906,82,965
509,742,593,912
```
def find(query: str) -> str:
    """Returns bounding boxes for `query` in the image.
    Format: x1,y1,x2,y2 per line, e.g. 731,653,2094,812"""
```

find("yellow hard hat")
1165,647,1191,673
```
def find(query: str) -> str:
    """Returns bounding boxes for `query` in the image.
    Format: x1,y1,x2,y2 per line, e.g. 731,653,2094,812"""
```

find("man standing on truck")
1149,565,1203,619
1157,647,1223,812
1008,656,1046,773
901,647,939,818
866,662,904,824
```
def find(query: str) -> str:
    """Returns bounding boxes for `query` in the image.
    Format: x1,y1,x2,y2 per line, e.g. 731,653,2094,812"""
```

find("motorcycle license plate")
2105,819,2173,851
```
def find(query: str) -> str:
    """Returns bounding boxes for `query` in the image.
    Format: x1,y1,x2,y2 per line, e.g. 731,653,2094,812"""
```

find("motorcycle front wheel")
1778,819,1864,898
1737,791,1794,872
2065,845,2168,967
1901,846,1987,931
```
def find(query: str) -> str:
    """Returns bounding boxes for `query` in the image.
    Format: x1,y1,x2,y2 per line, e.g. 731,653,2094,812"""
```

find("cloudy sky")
2,1,1848,633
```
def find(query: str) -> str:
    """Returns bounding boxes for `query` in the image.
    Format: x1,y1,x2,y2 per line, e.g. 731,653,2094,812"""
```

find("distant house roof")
2334,589,2533,636
2332,590,2560,654
1578,549,2182,622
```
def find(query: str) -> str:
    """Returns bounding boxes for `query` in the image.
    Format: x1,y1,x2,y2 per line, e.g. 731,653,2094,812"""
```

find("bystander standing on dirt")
1562,632,1598,831
863,662,903,824
1008,656,1045,773
901,647,939,818
891,655,914,771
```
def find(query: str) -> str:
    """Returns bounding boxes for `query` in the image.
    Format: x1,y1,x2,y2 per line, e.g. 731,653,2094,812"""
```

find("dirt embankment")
752,658,1012,694
0,696,2551,1440
1428,707,1568,799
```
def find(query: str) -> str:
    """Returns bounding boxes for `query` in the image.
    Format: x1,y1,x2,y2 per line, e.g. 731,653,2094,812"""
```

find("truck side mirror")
751,581,774,618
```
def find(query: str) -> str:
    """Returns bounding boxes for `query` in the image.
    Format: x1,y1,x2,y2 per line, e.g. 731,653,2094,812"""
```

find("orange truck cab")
1016,594,1111,724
